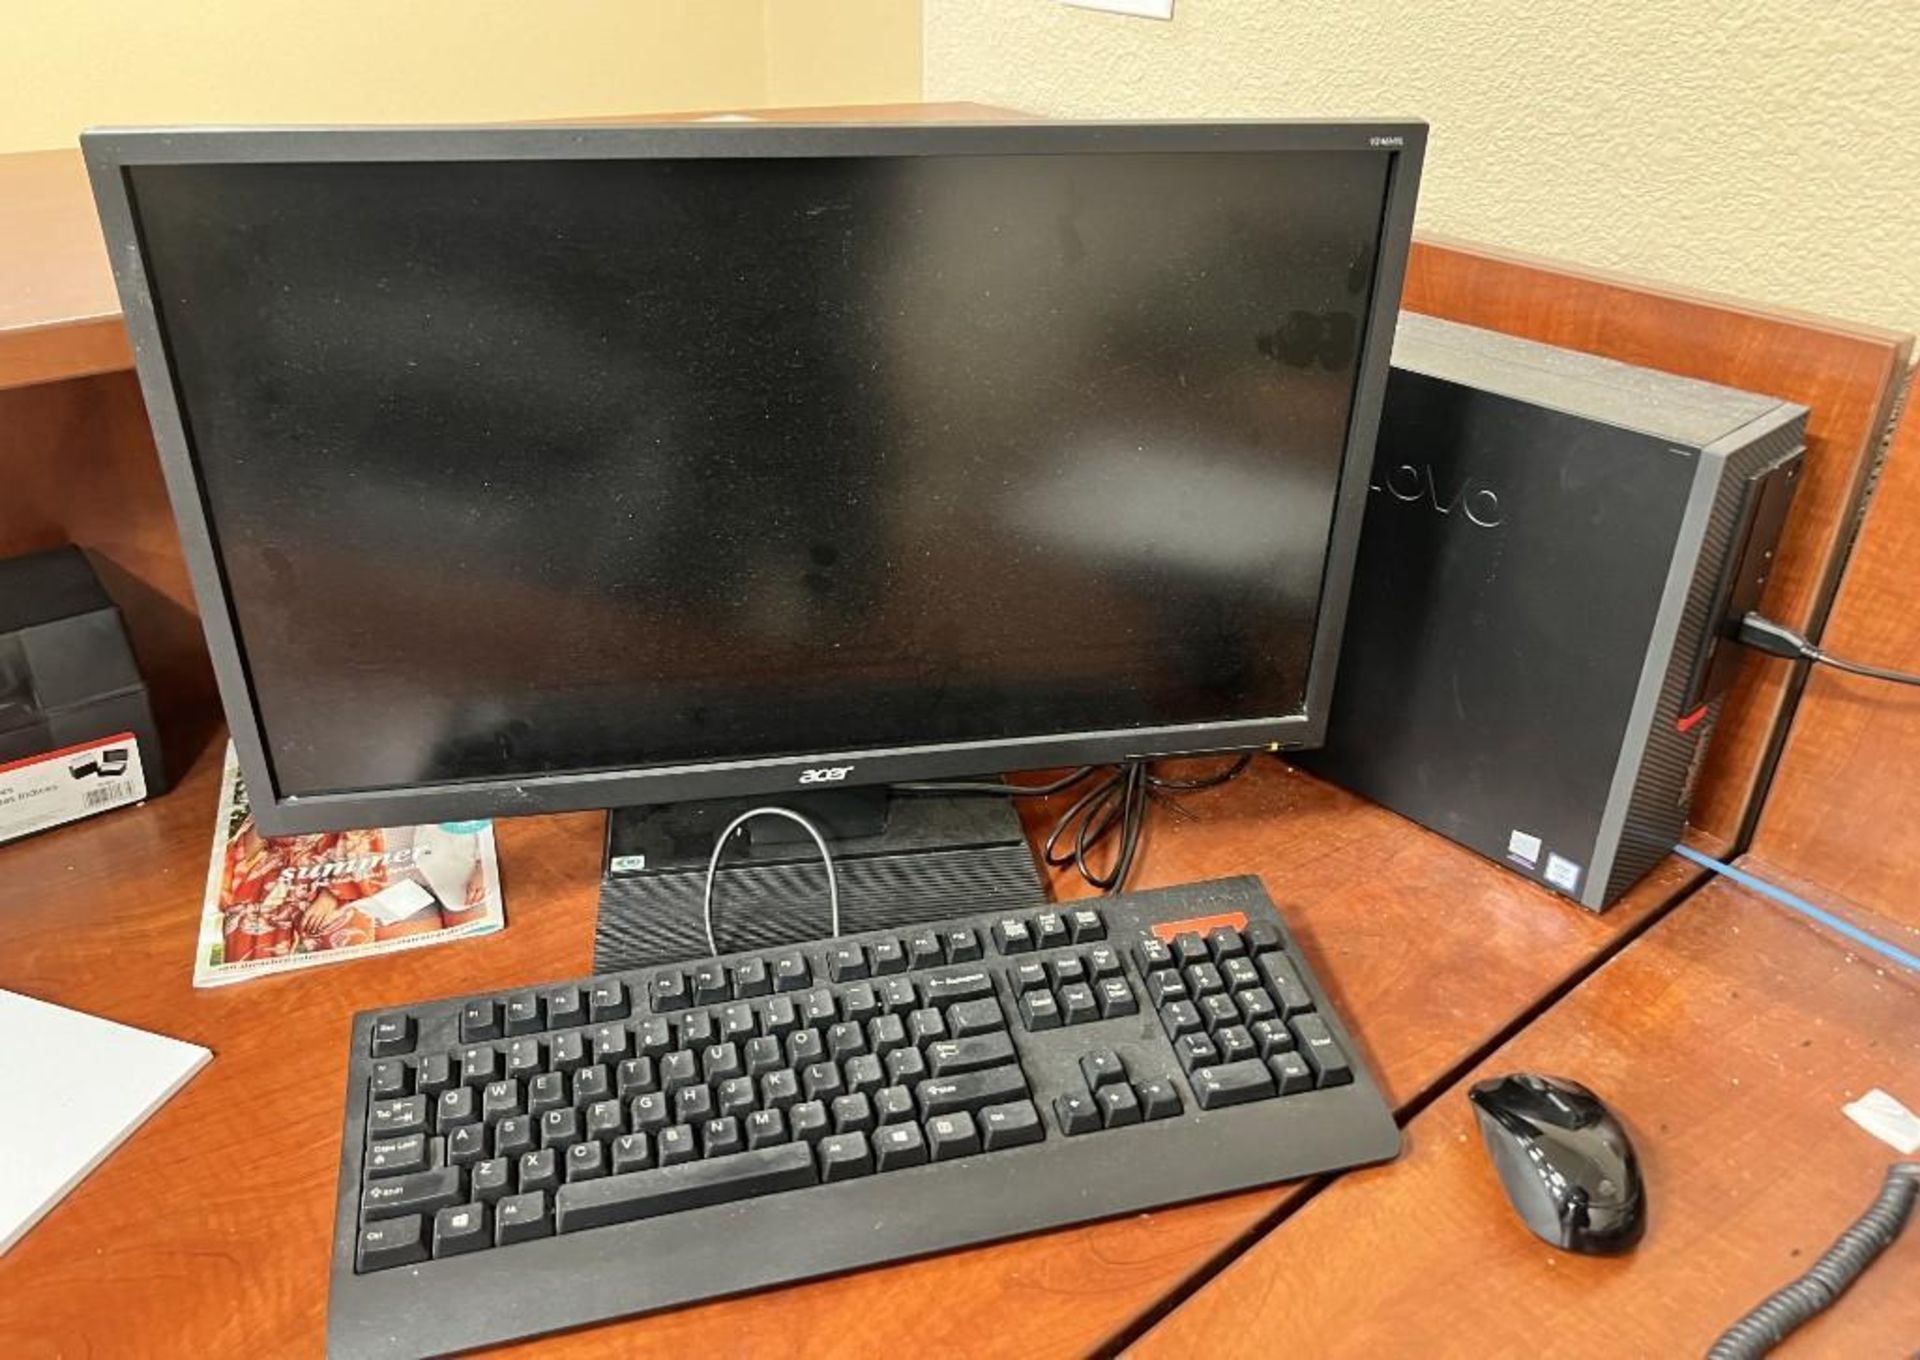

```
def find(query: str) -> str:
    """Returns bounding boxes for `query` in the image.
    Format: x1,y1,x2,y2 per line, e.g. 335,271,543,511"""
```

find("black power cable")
1738,611,1920,687
1707,1162,1920,1359
896,754,1256,895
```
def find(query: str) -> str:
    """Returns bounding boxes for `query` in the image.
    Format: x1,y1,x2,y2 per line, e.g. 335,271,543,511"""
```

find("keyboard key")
494,1115,535,1160
785,1028,825,1069
704,1041,745,1082
946,998,1004,1037
745,1109,787,1149
540,1107,581,1152
555,1142,818,1231
1289,1014,1352,1087
1086,944,1122,978
565,1140,607,1182
760,998,799,1039
495,1190,551,1245
802,1062,844,1103
658,1125,698,1166
503,992,542,1036
1191,1059,1277,1110
649,971,690,1012
1251,1018,1295,1059
868,1013,908,1057
616,1057,658,1098
761,1070,800,1111
518,1149,560,1194
369,1059,410,1100
922,969,994,1006
503,1037,542,1079
1257,954,1315,1016
1237,990,1280,1027
1019,990,1062,1031
1222,956,1261,992
1199,994,1240,1033
702,1116,744,1158
827,942,869,982
731,957,771,998
460,1000,502,1042
825,1022,866,1061
906,931,943,969
1171,932,1210,967
742,1035,782,1076
590,980,631,1022
926,1110,982,1161
1160,1000,1203,1039
674,1085,714,1126
831,1092,875,1134
362,1167,463,1222
943,928,983,963
1242,921,1283,954
544,987,587,1028
799,989,837,1027
447,1124,487,1166
357,1214,428,1272
432,1203,490,1258
926,1031,1017,1077
416,1054,453,1098
1048,956,1088,989
1135,937,1175,974
1137,1078,1182,1120
1205,925,1246,960
550,1031,587,1073
717,1076,757,1118
916,1065,1027,1119
869,938,908,975
992,918,1035,954
367,1133,429,1177
1175,1033,1219,1073
572,1064,612,1107
1011,961,1049,993
1058,984,1098,1026
371,1014,415,1058
1068,908,1105,942
1186,963,1225,997
1080,1050,1126,1088
585,1098,625,1141
590,1024,632,1064
772,952,811,992
1096,1084,1142,1128
844,1054,884,1097
1034,912,1070,950
874,1086,915,1125
471,1157,512,1203
1268,1051,1314,1095
1053,1090,1100,1136
979,1099,1045,1150
878,978,918,1015
907,1008,948,1048
528,1071,568,1113
1216,1025,1257,1064
839,983,879,1024
611,1133,654,1174
818,1131,873,1181
689,964,728,1006
873,1122,929,1171
1096,977,1138,1018
660,1051,699,1092
884,1047,927,1086
369,1094,429,1141
788,1101,830,1144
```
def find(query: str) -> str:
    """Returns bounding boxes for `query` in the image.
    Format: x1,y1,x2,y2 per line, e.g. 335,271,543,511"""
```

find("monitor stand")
593,787,1051,971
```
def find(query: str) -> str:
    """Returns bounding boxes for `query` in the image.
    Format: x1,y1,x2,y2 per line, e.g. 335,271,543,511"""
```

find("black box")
1302,315,1805,909
0,546,167,843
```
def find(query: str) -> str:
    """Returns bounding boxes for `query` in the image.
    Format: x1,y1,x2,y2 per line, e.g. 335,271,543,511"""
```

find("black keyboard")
327,876,1398,1357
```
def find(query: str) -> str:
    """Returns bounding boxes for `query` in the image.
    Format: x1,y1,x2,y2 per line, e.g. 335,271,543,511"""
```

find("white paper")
0,990,210,1255
1843,1087,1920,1154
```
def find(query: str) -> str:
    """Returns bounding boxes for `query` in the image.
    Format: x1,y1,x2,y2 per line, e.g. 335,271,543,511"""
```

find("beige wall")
925,1,1920,338
0,1,921,155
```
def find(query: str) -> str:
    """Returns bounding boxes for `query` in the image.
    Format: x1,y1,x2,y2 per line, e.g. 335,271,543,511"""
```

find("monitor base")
594,790,1051,970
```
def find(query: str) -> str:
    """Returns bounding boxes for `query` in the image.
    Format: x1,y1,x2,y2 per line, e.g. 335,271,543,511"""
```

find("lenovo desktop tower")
1304,314,1805,910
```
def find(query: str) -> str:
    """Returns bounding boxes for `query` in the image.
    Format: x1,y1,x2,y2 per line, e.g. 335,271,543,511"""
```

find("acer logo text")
798,766,854,784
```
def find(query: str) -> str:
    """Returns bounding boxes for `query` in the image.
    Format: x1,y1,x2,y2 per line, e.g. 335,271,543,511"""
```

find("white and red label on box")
0,732,147,844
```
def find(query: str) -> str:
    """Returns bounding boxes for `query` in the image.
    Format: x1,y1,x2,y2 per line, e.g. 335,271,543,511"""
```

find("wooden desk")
1131,874,1920,1358
0,739,1692,1357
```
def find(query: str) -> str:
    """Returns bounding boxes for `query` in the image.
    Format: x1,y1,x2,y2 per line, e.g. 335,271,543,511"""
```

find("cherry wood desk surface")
0,736,1705,1357
1133,873,1920,1358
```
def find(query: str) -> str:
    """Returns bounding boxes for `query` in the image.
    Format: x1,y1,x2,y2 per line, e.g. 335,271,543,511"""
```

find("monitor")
85,121,1425,834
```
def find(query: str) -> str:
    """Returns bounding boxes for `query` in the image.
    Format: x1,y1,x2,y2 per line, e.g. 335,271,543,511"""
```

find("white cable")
702,806,840,957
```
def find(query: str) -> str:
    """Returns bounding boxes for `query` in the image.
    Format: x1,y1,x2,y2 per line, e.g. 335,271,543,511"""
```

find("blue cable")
1675,844,1920,973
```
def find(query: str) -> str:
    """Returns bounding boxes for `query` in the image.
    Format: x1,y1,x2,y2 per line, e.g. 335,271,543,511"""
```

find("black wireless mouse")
1469,1072,1645,1254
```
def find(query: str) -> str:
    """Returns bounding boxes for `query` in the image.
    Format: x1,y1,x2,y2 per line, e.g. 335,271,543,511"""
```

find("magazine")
193,744,504,987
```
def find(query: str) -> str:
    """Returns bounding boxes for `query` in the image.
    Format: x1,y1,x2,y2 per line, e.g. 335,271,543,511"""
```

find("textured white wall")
925,1,1920,338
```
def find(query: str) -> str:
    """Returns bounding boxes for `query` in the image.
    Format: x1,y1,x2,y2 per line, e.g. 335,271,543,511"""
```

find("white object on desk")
0,989,210,1255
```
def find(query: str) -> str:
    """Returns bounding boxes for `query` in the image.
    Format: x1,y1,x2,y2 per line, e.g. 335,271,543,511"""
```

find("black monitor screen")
128,148,1390,796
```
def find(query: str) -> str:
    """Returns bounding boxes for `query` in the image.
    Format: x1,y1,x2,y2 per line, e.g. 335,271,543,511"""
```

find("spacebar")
554,1144,818,1232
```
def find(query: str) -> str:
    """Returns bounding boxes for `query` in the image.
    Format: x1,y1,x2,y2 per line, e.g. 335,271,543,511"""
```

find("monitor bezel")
84,118,1426,834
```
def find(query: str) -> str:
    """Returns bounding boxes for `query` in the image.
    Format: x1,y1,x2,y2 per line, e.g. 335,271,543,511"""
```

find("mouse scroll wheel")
1517,1075,1549,1092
